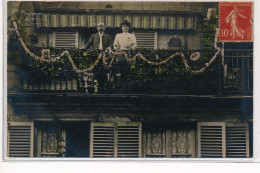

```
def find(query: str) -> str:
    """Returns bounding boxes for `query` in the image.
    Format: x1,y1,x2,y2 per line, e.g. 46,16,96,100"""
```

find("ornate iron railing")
15,44,253,95
17,49,224,95
223,43,253,95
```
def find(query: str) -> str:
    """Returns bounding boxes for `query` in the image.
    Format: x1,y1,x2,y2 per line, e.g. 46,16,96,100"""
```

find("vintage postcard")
4,0,254,161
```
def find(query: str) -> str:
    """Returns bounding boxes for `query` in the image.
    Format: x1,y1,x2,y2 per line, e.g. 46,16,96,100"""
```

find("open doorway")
65,122,90,157
35,122,90,157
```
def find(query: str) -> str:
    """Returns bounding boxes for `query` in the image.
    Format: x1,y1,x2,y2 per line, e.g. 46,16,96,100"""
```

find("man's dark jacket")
84,33,113,50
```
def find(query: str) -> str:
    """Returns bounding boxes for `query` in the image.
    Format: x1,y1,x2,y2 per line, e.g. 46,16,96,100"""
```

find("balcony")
14,45,252,96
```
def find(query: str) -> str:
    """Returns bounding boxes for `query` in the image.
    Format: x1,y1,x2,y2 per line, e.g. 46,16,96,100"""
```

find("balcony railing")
15,47,252,95
223,43,253,95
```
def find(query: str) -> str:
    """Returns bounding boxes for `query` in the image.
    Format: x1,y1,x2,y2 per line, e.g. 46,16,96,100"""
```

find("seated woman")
113,20,137,50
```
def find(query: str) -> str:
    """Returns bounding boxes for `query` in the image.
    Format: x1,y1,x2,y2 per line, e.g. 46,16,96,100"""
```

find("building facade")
6,2,253,158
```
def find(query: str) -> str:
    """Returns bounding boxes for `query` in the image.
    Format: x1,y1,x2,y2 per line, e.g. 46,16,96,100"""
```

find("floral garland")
13,17,221,76
103,27,221,75
13,21,104,73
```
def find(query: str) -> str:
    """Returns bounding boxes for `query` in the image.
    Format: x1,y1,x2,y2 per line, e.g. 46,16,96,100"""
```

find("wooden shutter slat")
9,142,30,144
94,146,114,148
118,130,139,132
93,137,114,139
9,145,31,148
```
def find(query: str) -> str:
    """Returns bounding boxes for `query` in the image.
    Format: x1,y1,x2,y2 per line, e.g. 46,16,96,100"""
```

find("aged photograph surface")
6,1,253,158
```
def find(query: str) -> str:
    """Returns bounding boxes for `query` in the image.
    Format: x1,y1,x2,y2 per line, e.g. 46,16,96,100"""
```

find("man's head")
97,22,105,33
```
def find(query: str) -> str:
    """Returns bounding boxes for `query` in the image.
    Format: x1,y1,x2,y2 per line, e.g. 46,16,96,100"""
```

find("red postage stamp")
219,2,253,42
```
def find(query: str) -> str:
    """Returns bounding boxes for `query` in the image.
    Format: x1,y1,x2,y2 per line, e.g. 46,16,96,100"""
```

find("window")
53,31,79,49
90,122,142,158
197,122,249,158
8,122,34,157
35,123,66,157
143,123,196,158
35,122,90,158
134,31,156,49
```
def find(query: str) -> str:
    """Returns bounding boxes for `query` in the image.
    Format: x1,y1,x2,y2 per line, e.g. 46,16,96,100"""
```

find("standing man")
82,22,113,50
81,22,113,93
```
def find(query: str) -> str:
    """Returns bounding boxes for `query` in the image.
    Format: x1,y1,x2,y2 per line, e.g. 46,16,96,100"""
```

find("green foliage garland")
13,9,220,91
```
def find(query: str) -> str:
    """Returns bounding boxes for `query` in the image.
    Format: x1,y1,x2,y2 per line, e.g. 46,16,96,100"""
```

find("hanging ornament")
190,52,200,61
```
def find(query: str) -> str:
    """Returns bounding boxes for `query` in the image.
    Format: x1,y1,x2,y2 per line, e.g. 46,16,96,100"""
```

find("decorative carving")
46,127,57,153
162,132,166,154
187,130,193,154
145,126,195,157
171,128,194,155
98,114,132,123
151,132,162,154
42,131,47,152
146,130,166,155
171,131,177,153
146,132,151,155
176,130,187,153
42,127,58,154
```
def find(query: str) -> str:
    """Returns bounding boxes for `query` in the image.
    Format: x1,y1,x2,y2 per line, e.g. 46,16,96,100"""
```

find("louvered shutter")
8,122,34,157
117,123,142,157
135,32,155,49
226,123,249,158
54,32,79,49
197,122,226,158
90,122,142,158
90,123,115,158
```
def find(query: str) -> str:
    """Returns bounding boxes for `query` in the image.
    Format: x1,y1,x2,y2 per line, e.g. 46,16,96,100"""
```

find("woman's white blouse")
113,33,137,50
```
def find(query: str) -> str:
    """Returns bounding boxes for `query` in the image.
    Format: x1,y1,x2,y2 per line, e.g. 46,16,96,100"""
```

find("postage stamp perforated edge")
219,1,253,43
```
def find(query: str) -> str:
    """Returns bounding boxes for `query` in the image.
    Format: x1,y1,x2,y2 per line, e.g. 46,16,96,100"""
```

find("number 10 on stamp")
219,2,253,42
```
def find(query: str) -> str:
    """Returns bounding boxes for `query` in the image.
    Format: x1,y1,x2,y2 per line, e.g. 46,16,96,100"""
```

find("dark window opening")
65,122,90,157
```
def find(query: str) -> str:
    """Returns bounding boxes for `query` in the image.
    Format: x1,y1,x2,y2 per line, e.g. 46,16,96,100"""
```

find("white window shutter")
135,31,155,49
226,123,249,158
8,122,34,157
90,122,115,158
90,122,142,158
197,122,226,158
117,122,142,158
54,32,79,49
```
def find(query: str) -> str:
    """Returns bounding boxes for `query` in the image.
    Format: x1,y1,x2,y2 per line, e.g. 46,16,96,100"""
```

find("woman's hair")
120,20,130,28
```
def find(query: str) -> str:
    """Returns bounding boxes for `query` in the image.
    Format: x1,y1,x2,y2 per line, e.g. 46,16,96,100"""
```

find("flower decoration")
190,52,200,61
